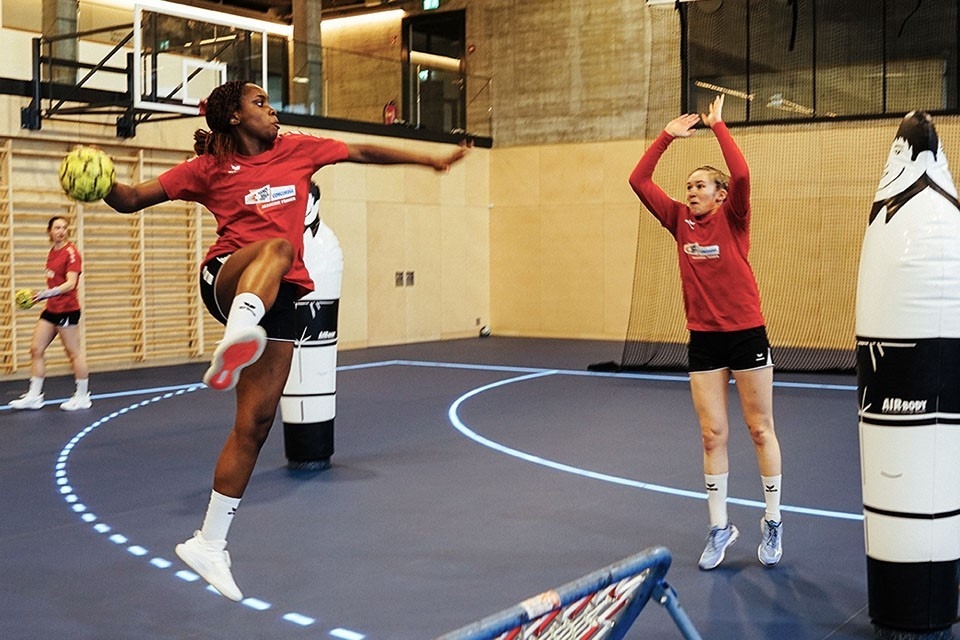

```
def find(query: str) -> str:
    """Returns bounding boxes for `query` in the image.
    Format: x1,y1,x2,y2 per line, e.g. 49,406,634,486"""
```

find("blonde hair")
690,165,729,191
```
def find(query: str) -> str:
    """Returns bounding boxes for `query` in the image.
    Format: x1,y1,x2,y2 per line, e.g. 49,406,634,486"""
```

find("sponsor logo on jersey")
683,242,720,259
244,184,297,211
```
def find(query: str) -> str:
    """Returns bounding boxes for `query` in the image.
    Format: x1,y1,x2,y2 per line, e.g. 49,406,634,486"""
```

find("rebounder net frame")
436,546,701,640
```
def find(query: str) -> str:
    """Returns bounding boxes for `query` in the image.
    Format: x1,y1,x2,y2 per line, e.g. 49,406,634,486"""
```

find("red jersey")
158,132,349,292
44,242,82,314
628,123,764,332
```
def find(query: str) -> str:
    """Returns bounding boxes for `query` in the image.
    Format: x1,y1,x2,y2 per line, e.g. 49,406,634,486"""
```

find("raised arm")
704,94,750,214
103,179,170,214
628,114,701,231
344,142,468,172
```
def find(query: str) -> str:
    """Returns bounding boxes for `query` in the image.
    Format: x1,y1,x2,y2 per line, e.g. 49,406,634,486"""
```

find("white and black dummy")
855,110,960,635
280,181,343,470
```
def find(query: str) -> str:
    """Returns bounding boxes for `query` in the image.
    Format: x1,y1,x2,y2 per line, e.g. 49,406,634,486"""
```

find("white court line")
438,365,863,522
51,384,363,638
46,357,860,640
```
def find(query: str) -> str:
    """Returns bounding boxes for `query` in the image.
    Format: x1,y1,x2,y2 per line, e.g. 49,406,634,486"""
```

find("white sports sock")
223,292,264,340
28,377,44,396
761,474,782,523
200,490,241,543
75,378,89,396
704,473,729,529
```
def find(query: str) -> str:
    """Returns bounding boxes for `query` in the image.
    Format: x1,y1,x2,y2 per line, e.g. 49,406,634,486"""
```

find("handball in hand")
59,146,115,202
15,288,35,310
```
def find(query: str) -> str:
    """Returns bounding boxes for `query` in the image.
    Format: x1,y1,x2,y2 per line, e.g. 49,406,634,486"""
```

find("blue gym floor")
1,337,876,639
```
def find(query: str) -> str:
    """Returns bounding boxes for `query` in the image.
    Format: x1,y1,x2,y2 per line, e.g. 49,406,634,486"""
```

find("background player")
10,215,92,411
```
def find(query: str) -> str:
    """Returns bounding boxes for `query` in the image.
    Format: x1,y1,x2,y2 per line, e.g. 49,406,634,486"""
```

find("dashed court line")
43,359,860,639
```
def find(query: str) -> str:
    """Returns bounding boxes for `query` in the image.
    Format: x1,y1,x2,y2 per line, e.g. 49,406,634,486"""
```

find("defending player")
104,79,467,600
9,216,92,411
628,95,784,570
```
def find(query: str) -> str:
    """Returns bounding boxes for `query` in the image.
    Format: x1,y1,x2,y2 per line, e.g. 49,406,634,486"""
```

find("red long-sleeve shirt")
628,123,764,332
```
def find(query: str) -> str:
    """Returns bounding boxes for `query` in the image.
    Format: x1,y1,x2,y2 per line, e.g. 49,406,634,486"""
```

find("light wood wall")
0,105,489,381
5,1,960,381
489,116,960,350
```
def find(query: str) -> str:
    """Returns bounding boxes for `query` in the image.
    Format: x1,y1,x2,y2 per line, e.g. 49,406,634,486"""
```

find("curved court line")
53,385,366,639
446,370,864,522
386,358,858,392
48,357,860,639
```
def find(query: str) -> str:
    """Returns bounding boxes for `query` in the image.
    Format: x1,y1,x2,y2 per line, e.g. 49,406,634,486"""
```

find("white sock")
705,473,729,529
199,490,241,543
761,474,782,523
75,379,89,396
223,292,264,340
28,377,44,396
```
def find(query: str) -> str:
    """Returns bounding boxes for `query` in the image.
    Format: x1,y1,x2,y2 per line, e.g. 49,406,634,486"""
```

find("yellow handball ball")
15,288,35,310
59,146,116,202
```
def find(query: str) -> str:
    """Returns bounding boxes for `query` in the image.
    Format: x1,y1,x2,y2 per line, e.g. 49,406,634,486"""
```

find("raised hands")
664,94,725,138
664,113,701,138
701,94,724,128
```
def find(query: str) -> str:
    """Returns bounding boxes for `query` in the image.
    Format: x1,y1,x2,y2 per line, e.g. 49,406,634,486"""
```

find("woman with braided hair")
105,80,467,601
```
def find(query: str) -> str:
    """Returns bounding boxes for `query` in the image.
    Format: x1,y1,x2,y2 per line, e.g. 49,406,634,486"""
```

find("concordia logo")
244,184,297,211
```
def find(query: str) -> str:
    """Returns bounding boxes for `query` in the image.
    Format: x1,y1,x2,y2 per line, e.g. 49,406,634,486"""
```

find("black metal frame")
21,22,202,138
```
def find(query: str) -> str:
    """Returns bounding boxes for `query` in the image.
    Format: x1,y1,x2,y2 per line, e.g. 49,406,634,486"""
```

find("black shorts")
199,254,300,341
688,326,773,373
40,309,81,327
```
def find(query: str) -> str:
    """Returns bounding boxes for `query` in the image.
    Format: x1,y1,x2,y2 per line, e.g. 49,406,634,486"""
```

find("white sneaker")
175,531,244,602
698,523,739,570
10,393,44,410
60,393,92,411
758,518,783,566
203,326,267,391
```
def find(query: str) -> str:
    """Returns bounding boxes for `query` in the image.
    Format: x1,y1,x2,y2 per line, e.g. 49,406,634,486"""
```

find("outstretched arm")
628,115,698,233
104,179,170,213
704,94,751,215
344,142,468,172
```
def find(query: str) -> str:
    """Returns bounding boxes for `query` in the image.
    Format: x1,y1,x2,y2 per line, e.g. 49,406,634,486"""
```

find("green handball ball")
14,288,34,310
59,146,115,202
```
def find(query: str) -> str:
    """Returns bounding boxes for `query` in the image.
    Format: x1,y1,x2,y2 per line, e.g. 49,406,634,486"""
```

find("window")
683,0,960,123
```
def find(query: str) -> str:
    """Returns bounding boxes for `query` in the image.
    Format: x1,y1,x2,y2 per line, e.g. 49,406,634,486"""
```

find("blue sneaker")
758,518,783,566
698,523,739,570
